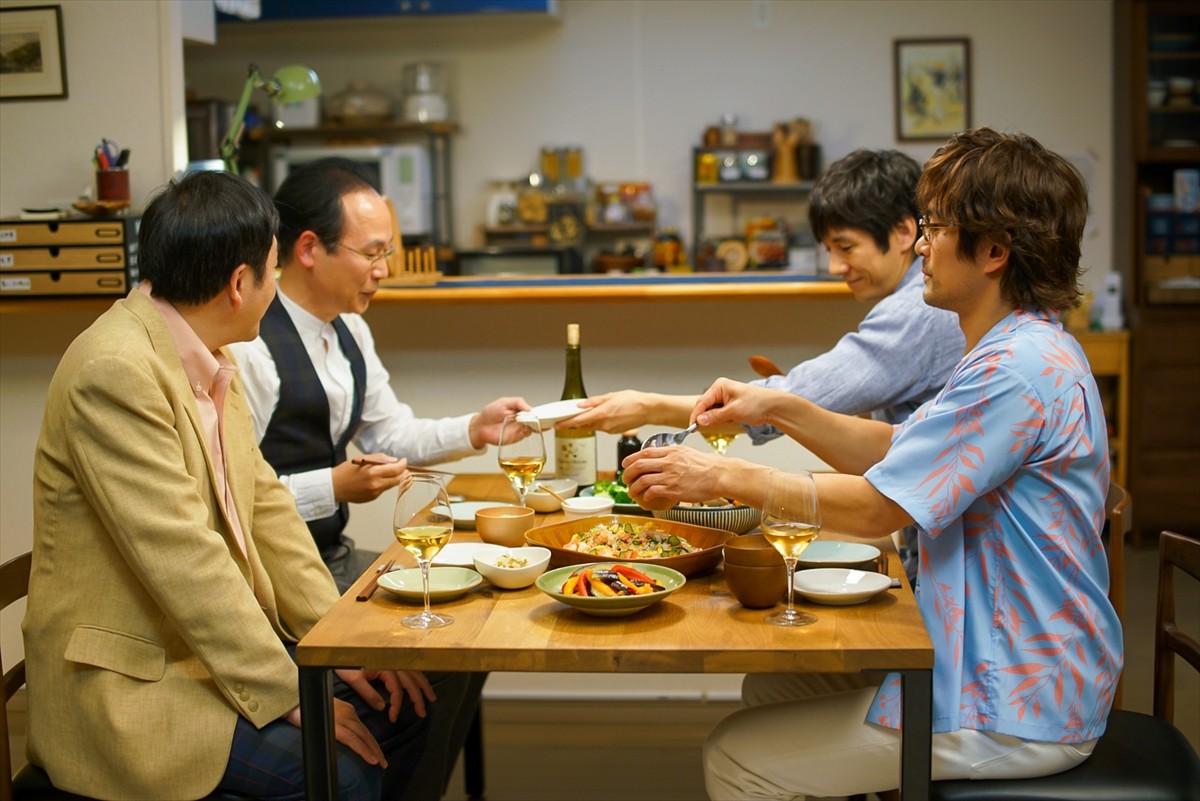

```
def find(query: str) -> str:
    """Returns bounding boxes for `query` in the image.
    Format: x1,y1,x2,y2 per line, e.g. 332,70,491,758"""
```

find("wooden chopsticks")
356,558,396,602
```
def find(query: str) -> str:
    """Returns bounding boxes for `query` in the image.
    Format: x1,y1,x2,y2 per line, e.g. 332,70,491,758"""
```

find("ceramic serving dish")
535,562,686,617
524,514,733,577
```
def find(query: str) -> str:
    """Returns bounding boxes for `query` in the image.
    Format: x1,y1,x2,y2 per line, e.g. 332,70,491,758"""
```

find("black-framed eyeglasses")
918,216,952,242
338,240,396,268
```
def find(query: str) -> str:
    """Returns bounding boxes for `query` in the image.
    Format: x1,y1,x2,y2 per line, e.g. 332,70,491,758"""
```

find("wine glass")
498,415,546,505
759,469,821,627
394,474,455,630
702,427,742,456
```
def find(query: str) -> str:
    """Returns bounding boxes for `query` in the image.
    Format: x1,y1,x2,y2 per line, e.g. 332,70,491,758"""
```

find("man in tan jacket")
25,171,432,801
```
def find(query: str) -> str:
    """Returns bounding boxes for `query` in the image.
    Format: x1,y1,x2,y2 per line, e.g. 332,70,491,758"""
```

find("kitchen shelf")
691,147,817,270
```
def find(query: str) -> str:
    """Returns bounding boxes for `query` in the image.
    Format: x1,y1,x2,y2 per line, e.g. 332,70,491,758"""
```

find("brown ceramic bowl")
475,506,536,548
723,562,786,608
723,533,784,567
523,514,734,577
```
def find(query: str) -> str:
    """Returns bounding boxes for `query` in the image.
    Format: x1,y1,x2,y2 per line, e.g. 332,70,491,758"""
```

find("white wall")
0,0,187,215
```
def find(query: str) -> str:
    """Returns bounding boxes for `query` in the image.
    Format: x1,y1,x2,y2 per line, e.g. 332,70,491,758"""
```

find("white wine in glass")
394,474,454,630
760,469,821,627
498,415,546,505
702,429,741,456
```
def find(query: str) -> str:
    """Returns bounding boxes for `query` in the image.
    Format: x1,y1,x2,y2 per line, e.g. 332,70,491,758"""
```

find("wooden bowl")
524,514,734,577
723,533,784,567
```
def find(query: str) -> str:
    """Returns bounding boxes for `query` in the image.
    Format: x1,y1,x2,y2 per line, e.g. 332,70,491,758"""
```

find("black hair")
139,171,278,305
808,149,921,252
273,157,381,262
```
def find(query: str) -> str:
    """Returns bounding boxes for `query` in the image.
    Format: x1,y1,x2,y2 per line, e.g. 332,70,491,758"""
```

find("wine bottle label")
556,432,597,486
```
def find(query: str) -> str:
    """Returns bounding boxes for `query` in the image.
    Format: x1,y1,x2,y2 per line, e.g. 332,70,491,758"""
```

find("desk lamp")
220,63,321,174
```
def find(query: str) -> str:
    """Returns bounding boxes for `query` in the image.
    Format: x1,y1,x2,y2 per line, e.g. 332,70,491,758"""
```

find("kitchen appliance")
402,62,448,123
449,247,569,276
271,144,431,235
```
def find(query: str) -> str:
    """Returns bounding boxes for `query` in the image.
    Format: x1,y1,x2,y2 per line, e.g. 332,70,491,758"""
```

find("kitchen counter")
0,272,850,313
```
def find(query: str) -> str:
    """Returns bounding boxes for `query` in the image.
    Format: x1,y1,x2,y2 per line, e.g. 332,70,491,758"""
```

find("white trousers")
703,673,1096,800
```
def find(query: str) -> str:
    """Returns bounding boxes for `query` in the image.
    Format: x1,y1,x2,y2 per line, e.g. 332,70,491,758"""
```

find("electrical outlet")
752,0,772,29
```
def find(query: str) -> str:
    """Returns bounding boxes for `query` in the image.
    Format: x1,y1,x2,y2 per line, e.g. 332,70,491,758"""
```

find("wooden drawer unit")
0,216,139,298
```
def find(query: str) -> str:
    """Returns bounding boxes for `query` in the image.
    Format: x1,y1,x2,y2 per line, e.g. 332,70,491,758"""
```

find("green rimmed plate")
534,562,686,617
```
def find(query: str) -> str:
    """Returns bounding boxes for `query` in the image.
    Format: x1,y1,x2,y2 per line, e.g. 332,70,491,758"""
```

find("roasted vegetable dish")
559,564,665,596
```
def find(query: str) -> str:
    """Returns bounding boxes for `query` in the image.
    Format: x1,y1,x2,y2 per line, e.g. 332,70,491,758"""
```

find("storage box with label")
0,215,140,297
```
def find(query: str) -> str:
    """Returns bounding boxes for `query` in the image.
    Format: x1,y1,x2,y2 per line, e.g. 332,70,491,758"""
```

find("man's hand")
332,454,408,504
335,667,436,723
692,378,783,429
620,446,729,511
563,390,649,434
622,447,771,512
469,397,530,449
285,698,389,768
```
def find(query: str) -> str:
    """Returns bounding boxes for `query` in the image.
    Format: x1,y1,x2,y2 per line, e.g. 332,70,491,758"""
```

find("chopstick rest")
356,559,396,602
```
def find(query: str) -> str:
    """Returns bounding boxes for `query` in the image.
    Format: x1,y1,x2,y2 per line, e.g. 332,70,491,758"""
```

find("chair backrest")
1154,531,1200,723
1105,482,1131,709
1,551,33,801
1105,481,1131,623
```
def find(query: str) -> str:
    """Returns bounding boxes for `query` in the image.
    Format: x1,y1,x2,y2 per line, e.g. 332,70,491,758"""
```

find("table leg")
899,668,932,800
300,665,337,801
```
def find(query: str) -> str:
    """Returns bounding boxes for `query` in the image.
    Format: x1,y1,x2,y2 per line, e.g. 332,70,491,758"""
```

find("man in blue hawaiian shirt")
622,128,1122,799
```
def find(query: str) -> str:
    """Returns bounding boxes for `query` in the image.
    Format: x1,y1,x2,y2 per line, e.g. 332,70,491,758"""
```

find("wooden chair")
1105,481,1131,708
929,530,1200,801
2,552,248,801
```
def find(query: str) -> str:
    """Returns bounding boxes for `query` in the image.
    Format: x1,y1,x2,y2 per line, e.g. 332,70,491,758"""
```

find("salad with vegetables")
591,479,632,505
562,520,697,559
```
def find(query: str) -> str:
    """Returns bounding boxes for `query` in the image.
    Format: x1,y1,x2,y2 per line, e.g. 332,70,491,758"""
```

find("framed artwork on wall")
894,38,970,142
1,5,67,101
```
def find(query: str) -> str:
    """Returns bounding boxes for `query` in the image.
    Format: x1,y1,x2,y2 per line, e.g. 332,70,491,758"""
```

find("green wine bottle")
555,323,596,486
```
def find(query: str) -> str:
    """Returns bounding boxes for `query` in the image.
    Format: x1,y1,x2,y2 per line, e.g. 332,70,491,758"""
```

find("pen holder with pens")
96,168,130,202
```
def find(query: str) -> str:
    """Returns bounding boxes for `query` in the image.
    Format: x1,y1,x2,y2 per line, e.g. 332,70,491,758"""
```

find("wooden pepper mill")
771,118,810,184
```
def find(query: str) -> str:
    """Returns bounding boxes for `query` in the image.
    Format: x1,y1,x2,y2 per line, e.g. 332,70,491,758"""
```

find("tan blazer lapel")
126,291,252,577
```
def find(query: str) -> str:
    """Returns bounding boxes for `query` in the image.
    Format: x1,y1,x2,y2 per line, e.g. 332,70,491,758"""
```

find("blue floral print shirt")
865,309,1122,743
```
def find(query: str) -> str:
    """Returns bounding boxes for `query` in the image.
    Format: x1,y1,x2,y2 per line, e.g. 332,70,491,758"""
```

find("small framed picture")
1,5,68,101
894,38,970,142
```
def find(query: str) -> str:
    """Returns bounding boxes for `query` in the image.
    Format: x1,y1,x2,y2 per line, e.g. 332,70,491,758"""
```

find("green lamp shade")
270,65,321,104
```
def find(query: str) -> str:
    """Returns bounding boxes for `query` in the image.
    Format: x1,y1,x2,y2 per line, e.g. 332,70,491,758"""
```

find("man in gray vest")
230,157,526,799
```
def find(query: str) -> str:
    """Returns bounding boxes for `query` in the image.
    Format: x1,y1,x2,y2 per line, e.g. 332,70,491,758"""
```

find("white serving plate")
433,501,517,529
378,566,482,602
792,568,891,606
795,541,881,568
433,542,507,567
515,399,587,431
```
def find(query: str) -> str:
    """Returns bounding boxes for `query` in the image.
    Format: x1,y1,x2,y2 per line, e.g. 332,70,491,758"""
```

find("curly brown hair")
918,127,1087,312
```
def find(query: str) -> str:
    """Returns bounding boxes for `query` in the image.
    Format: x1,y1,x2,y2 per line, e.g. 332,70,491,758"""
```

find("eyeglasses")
918,216,952,242
338,240,396,268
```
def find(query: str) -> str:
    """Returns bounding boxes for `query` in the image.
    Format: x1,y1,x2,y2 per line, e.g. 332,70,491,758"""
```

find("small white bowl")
523,478,580,513
472,546,551,589
561,495,615,521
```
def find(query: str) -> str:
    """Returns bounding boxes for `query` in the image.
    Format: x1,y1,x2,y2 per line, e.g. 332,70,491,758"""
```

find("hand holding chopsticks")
356,558,396,602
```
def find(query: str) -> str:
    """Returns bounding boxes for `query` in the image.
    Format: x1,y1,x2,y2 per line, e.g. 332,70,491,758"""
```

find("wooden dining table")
297,474,935,799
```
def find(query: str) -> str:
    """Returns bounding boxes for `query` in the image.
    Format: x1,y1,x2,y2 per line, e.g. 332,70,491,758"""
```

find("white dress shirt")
228,289,479,522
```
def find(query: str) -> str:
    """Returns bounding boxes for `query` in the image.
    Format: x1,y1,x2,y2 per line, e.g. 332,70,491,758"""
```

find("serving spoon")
640,422,699,450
